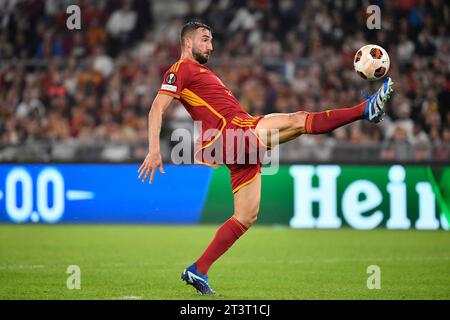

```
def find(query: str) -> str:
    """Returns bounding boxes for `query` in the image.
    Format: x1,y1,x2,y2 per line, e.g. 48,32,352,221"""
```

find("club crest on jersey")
166,73,177,85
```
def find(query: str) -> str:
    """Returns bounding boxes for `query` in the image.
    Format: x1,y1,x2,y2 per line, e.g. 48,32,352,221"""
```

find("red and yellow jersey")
158,59,263,166
159,59,260,130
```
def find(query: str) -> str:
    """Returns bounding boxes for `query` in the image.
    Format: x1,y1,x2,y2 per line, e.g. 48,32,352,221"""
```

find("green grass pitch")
0,225,449,300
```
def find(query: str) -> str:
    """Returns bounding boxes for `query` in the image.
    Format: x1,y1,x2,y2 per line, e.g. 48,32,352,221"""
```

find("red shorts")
225,115,265,193
227,162,261,193
194,114,267,193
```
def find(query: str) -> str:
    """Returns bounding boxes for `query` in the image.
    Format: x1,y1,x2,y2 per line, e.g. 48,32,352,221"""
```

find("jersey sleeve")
158,61,190,99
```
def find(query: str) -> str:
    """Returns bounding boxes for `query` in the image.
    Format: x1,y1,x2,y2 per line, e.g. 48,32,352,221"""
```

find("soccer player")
138,22,393,295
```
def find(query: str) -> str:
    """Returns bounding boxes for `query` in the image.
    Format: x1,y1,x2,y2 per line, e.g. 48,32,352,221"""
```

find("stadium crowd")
0,0,449,161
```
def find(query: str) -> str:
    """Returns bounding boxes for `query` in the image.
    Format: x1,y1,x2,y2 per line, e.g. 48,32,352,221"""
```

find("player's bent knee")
290,111,307,131
235,204,260,227
249,214,258,226
238,213,258,228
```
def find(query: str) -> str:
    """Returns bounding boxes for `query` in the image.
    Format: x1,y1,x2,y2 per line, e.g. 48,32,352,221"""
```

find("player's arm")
138,93,174,184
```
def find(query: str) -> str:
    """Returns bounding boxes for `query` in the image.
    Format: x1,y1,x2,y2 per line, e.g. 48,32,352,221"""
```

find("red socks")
304,101,366,134
195,216,248,275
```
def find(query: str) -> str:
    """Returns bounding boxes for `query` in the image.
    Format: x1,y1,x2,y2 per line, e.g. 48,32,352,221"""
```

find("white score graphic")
0,167,94,223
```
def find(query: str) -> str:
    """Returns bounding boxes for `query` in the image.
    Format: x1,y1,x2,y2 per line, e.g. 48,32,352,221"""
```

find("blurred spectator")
253,32,282,59
381,125,413,160
397,33,415,67
86,18,108,51
16,89,45,119
35,30,63,58
92,46,114,78
228,0,263,32
106,2,137,56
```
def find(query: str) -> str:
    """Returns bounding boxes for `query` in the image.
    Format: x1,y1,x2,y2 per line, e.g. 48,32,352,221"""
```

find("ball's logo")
166,73,177,84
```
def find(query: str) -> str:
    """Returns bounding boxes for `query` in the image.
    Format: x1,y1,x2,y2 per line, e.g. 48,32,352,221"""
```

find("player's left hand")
138,152,165,184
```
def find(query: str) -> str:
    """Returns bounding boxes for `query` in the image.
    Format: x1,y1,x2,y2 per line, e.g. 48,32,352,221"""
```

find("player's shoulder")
166,59,212,75
166,59,193,74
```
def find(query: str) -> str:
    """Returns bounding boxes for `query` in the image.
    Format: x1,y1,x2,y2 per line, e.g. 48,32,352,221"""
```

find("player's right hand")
138,152,165,184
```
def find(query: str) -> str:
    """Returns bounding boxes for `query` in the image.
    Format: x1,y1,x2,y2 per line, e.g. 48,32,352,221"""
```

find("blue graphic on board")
0,164,212,224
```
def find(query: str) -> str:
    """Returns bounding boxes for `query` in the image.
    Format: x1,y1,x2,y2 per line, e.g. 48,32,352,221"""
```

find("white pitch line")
0,264,45,270
113,296,143,300
287,256,450,264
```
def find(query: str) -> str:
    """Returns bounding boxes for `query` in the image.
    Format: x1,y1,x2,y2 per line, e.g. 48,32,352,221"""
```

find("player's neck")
180,52,200,65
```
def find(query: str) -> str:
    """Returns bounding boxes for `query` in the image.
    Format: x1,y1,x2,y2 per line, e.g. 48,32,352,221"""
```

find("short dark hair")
180,21,212,46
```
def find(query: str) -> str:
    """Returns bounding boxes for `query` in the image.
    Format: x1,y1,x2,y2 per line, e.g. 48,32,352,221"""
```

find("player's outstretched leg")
255,77,394,146
304,76,393,133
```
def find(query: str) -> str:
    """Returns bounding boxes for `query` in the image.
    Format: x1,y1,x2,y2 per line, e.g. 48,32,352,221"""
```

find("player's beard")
192,47,209,64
